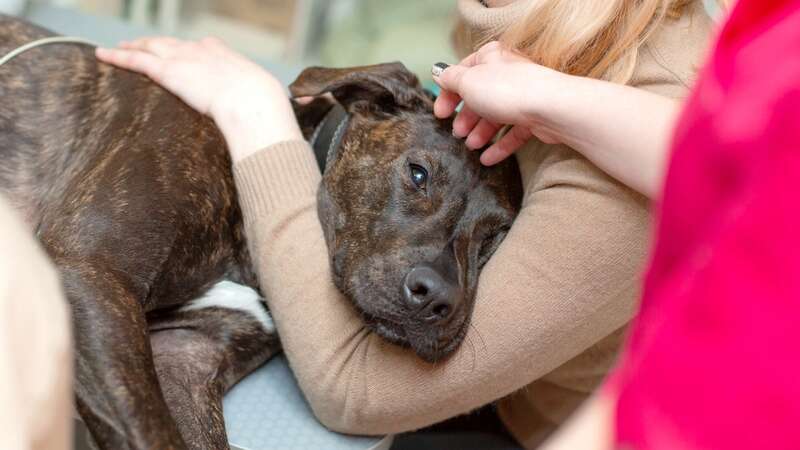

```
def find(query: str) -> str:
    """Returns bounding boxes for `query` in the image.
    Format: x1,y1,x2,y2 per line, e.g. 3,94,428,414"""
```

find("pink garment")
610,1,800,449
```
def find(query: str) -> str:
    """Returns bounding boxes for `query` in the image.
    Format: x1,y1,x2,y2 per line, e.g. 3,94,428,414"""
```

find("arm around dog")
233,137,648,435
95,32,698,436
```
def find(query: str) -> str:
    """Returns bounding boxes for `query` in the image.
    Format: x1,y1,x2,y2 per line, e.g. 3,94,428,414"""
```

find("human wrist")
520,66,582,144
214,92,303,163
218,108,302,163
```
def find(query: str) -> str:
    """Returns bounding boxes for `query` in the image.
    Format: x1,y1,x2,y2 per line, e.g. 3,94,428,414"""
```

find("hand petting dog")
97,37,301,162
432,40,680,198
431,41,565,166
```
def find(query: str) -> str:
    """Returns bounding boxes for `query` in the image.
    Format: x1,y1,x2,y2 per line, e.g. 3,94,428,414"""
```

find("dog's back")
0,16,255,306
1,16,145,224
0,17,273,448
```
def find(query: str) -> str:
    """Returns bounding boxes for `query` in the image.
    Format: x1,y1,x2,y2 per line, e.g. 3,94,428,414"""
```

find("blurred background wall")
3,0,458,89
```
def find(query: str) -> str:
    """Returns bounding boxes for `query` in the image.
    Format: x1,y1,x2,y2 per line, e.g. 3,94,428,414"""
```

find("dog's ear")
289,62,429,113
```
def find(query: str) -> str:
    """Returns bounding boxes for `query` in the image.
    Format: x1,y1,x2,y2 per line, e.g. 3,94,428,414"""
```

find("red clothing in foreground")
611,0,800,449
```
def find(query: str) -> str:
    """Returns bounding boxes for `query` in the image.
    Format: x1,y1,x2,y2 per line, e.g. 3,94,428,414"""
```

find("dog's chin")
407,323,469,363
370,317,468,363
373,320,409,347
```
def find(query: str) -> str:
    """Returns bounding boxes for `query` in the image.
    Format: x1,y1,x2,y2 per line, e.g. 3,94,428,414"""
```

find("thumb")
431,62,468,94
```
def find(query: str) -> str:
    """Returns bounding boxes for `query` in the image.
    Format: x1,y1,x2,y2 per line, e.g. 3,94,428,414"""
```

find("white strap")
0,36,99,68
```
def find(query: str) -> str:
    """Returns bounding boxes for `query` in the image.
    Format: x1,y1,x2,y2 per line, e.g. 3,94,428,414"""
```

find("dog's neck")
292,98,350,172
309,104,349,172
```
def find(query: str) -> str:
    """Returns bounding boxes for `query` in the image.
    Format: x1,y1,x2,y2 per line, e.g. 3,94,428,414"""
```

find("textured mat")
224,355,392,450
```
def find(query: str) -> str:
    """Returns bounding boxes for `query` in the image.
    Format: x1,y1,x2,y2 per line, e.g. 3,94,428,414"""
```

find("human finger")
95,48,164,81
432,63,468,99
433,87,461,119
452,105,481,140
480,125,532,165
119,36,181,58
465,118,501,150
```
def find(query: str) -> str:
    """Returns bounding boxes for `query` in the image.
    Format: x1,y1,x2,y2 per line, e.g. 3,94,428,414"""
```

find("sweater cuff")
233,140,321,219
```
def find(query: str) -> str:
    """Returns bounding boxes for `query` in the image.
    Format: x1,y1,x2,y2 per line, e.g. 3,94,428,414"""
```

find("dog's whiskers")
469,322,487,354
464,334,477,372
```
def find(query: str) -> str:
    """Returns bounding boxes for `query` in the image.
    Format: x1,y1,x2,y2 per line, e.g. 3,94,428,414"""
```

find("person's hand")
432,41,572,166
435,41,681,197
96,37,302,162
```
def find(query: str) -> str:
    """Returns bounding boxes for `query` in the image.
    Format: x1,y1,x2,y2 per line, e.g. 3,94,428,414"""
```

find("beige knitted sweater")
232,1,713,447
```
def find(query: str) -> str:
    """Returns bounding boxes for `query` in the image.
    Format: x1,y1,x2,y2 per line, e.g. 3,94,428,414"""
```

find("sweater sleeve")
232,4,711,435
233,138,649,435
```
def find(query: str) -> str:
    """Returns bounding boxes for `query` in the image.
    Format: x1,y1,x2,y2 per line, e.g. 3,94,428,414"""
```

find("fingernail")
431,62,450,77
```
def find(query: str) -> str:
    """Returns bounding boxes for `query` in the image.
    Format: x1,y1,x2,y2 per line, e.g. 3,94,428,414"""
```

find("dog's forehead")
322,109,487,214
328,113,454,176
352,108,453,147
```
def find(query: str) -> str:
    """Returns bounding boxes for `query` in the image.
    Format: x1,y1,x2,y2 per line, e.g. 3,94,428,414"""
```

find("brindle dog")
0,16,522,450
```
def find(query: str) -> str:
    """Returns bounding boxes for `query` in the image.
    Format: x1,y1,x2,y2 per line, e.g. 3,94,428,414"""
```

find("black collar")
310,104,350,172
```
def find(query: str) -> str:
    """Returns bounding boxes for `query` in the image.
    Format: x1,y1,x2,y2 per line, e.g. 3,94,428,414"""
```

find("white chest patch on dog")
181,280,275,334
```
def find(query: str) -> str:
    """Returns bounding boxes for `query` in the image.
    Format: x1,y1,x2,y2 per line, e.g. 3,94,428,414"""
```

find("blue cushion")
225,355,392,450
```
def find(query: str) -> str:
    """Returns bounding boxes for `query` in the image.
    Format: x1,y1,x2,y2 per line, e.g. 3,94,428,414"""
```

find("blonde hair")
456,0,697,84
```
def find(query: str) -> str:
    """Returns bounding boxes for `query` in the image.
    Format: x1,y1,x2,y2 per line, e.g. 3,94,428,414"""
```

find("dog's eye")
409,164,428,189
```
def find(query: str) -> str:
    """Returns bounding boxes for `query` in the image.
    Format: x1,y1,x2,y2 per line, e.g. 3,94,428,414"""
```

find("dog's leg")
148,281,280,450
59,263,188,450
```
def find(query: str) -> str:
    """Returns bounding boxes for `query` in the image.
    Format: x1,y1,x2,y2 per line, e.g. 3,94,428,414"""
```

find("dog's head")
290,63,523,362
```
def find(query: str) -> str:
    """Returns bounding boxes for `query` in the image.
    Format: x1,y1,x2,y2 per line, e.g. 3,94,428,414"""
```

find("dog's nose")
402,264,460,324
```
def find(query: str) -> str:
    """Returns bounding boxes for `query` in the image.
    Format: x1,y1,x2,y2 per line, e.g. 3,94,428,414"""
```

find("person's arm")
232,138,649,434
96,37,648,435
432,42,681,199
535,75,680,200
0,195,73,450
